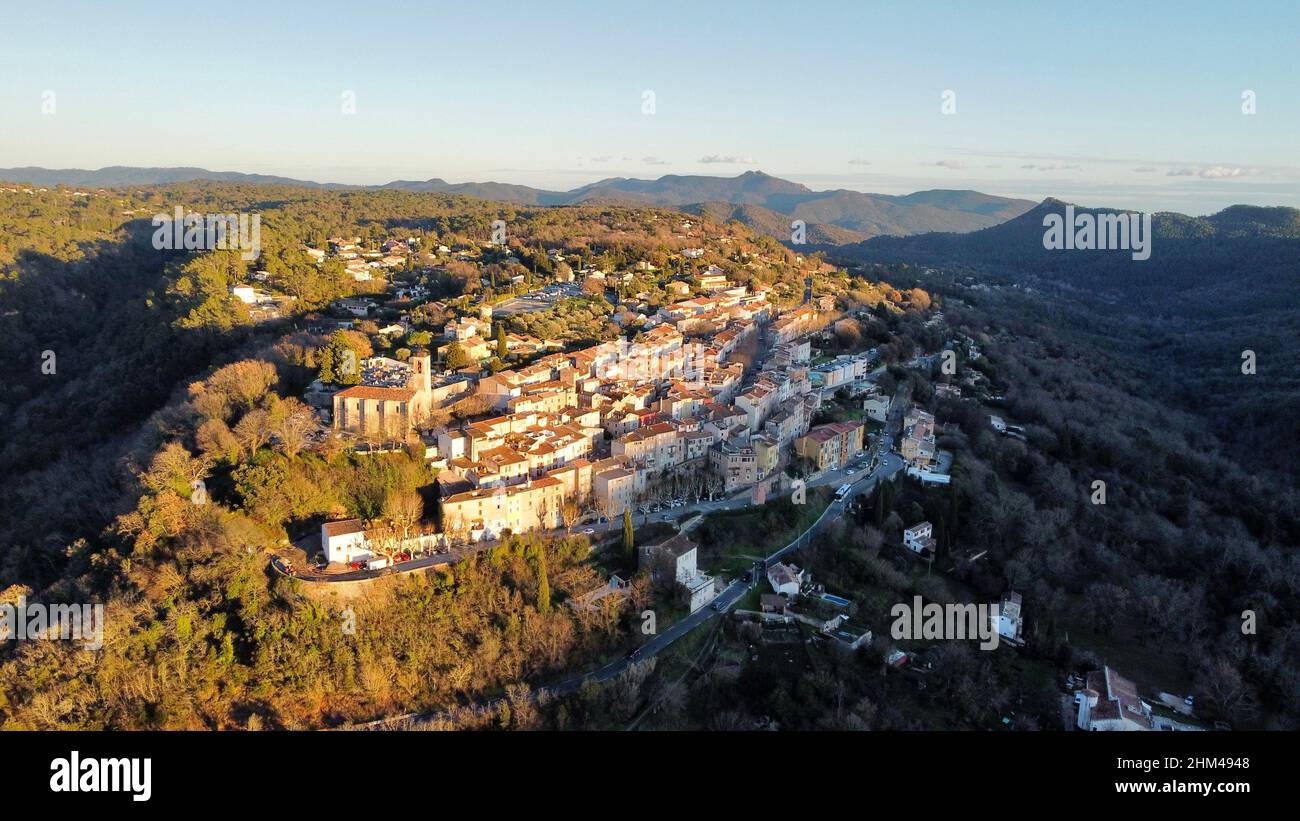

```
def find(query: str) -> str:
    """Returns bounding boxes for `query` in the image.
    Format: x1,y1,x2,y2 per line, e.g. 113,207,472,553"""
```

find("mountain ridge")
0,166,1034,242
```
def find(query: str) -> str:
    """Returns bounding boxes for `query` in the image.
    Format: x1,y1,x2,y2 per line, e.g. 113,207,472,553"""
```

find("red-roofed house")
1076,667,1155,731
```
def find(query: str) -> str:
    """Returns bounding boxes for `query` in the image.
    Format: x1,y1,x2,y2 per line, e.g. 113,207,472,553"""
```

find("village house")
900,408,937,468
321,518,369,565
766,562,806,597
638,533,716,613
1076,667,1155,731
902,521,936,557
794,421,865,472
863,393,893,423
709,438,760,492
992,591,1024,644
439,475,567,542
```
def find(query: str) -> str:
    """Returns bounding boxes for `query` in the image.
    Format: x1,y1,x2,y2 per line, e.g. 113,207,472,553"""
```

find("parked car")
348,561,366,571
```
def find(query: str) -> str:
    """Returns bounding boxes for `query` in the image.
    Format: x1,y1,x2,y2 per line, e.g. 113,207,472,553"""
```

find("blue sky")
2,0,1297,214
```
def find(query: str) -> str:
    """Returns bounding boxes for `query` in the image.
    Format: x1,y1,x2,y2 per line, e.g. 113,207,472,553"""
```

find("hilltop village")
287,225,940,570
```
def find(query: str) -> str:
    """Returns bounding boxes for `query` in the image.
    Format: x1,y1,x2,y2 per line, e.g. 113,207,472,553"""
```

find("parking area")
493,283,583,316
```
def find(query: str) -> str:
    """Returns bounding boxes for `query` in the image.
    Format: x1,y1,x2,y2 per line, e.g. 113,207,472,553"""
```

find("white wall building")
322,519,370,564
1076,667,1154,731
903,522,936,555
766,562,804,597
992,591,1023,643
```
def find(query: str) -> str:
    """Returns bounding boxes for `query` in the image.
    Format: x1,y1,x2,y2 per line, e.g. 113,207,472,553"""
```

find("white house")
766,562,804,597
903,522,936,556
336,298,373,317
863,394,892,423
1076,667,1154,731
322,518,370,565
992,591,1023,643
639,533,716,613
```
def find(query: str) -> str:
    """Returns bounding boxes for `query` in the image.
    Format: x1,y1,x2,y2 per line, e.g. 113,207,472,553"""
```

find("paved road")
275,545,464,583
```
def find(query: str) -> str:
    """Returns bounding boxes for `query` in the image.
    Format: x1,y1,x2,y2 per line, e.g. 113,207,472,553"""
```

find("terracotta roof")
322,518,364,537
652,532,697,558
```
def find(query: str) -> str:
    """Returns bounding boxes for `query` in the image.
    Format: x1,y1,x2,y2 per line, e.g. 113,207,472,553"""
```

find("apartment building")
793,421,864,472
613,421,681,468
901,408,937,467
710,438,759,492
440,475,567,541
594,466,636,518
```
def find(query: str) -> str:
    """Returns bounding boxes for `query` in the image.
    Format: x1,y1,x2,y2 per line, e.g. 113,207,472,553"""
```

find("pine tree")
496,323,507,359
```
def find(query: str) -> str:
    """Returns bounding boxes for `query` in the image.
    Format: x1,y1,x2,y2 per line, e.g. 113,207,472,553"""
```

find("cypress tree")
536,546,551,613
622,508,635,566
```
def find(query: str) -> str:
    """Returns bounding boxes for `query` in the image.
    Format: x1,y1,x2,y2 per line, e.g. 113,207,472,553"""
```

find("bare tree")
273,397,316,457
366,523,405,566
560,499,581,533
234,408,274,458
383,489,424,549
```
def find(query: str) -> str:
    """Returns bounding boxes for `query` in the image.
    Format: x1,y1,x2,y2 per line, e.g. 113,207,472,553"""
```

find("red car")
395,551,412,563
348,561,366,571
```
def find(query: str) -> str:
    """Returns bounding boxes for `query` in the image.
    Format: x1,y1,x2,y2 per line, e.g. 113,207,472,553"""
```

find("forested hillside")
827,201,1300,472
0,182,812,728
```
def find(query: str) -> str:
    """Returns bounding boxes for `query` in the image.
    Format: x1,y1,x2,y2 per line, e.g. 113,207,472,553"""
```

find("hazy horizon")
3,0,1298,216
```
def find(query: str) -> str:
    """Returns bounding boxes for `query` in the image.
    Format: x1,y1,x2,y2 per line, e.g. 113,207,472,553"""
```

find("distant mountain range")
0,166,1035,243
828,198,1300,316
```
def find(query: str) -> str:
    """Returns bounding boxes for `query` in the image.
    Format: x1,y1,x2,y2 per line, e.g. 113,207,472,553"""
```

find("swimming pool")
821,593,851,606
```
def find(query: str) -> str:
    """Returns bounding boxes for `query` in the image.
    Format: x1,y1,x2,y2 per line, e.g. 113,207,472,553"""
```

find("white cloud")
698,154,756,164
642,156,668,165
1199,165,1251,178
934,160,967,170
1166,165,1253,178
848,158,872,166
